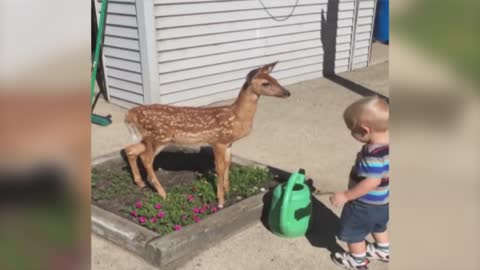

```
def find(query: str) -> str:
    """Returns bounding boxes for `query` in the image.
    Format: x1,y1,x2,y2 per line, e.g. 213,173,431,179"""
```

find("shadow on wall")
321,0,389,102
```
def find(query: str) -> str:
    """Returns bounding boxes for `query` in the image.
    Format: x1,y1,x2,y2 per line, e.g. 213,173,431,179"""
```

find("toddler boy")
330,96,390,270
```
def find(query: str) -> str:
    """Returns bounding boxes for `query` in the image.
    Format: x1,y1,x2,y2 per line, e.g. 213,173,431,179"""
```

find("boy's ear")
359,124,370,135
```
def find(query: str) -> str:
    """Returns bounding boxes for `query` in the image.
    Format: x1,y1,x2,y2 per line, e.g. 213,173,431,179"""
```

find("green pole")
91,0,108,105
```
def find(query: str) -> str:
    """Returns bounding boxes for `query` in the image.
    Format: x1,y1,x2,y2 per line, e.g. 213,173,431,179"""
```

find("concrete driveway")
91,61,389,270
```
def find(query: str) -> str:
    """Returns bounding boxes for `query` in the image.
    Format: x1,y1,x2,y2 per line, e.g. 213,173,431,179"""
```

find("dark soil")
92,146,284,223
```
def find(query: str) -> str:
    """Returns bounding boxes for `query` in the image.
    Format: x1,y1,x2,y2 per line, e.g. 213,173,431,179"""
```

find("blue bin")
373,0,389,43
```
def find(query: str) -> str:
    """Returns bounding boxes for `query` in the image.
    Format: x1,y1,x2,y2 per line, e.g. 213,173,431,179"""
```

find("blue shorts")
337,200,389,243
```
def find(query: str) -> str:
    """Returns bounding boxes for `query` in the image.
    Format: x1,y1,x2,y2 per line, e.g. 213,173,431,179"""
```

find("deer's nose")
283,89,291,97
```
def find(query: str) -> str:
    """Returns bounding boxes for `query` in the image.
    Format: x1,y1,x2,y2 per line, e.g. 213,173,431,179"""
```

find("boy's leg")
349,241,367,255
366,204,389,262
332,202,370,269
372,231,389,244
366,231,389,261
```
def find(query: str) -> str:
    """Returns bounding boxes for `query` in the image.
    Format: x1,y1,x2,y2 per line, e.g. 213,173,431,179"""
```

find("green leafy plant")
93,165,273,236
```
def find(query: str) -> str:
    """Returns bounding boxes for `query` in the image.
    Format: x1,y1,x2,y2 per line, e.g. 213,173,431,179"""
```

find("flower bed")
92,154,276,237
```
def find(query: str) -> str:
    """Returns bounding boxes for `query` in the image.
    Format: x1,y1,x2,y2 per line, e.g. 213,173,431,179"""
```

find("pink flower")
193,207,200,214
150,217,158,223
173,224,182,231
138,216,147,224
135,201,142,209
199,207,206,214
204,204,210,209
157,211,165,218
187,195,195,202
210,207,218,213
154,203,162,210
193,215,201,223
130,210,138,217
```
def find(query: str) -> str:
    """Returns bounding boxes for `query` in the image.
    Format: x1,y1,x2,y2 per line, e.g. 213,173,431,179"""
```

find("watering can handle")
279,169,306,233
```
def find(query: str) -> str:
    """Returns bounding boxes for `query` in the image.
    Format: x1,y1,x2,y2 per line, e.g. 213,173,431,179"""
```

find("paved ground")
91,51,389,269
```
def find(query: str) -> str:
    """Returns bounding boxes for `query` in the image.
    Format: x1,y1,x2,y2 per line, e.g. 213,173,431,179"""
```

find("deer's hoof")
135,181,146,189
217,203,224,209
158,192,167,199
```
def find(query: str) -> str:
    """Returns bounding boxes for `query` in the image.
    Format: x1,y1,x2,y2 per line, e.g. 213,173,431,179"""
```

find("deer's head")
246,62,291,98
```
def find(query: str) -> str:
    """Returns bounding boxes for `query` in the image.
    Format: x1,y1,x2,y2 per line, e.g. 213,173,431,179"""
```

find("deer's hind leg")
125,143,147,188
139,142,167,199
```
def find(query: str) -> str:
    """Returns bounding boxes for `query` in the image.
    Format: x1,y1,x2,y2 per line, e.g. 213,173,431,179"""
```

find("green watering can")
268,169,312,238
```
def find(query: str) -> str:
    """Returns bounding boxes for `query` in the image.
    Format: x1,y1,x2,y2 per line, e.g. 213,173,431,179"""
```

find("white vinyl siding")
97,0,144,106
153,0,357,106
99,0,377,108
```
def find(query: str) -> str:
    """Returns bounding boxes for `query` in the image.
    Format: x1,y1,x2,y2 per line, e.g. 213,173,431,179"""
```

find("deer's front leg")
125,143,147,188
139,143,167,199
223,146,232,193
213,144,227,208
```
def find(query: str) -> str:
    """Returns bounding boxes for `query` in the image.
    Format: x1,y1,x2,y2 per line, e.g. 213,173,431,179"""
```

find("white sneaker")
331,252,369,270
366,243,389,262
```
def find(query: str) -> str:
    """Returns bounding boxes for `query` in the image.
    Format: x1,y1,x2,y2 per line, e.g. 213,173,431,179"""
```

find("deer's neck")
232,85,259,122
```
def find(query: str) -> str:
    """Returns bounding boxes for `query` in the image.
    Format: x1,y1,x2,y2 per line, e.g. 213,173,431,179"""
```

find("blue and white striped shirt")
349,144,389,205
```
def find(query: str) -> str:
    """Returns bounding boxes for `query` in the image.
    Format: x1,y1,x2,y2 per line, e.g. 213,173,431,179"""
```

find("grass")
92,165,273,236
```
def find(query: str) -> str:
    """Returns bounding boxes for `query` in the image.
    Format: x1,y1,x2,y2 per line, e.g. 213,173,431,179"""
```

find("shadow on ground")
306,196,344,253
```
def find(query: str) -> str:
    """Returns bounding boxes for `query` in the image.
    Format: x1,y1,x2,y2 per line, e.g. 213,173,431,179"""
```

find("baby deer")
124,61,290,207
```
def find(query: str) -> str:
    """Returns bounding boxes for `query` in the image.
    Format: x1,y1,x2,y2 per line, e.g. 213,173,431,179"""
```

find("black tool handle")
298,168,305,175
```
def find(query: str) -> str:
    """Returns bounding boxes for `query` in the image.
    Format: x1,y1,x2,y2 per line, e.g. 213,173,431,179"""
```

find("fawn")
124,61,290,207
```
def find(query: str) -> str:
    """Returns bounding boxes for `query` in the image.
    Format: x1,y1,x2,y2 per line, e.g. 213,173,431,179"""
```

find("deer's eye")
262,82,270,87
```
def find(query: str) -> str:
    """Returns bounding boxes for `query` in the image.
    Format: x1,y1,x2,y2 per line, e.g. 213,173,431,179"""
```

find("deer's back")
125,104,238,144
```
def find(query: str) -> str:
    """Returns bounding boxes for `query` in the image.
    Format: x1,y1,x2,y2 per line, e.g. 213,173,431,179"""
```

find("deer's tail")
125,110,143,144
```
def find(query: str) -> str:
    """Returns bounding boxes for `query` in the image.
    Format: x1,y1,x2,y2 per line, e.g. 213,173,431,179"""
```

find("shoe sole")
366,252,389,263
366,257,389,263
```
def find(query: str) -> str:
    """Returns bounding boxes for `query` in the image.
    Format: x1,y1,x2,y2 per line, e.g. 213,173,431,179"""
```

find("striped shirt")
349,144,389,205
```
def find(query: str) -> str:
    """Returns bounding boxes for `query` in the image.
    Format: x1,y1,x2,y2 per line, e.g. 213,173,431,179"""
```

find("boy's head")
343,96,389,143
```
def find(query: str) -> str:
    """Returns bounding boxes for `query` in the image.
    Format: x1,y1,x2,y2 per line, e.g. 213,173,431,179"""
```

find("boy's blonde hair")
343,96,389,132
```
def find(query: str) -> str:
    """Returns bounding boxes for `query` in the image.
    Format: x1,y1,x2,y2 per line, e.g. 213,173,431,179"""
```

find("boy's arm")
330,178,381,207
344,178,381,201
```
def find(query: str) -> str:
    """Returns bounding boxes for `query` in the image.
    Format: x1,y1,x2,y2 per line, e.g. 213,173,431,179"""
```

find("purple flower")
210,207,218,213
154,203,162,210
193,207,200,214
157,211,165,218
150,217,158,223
173,224,182,231
135,201,142,209
130,210,138,217
187,195,195,202
193,215,201,223
138,216,147,224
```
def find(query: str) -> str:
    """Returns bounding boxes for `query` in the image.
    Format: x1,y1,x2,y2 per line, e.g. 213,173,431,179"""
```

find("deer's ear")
259,61,278,74
246,67,260,83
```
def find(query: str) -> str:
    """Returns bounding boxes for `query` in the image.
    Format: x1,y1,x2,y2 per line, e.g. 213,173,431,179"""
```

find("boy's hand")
330,192,349,207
